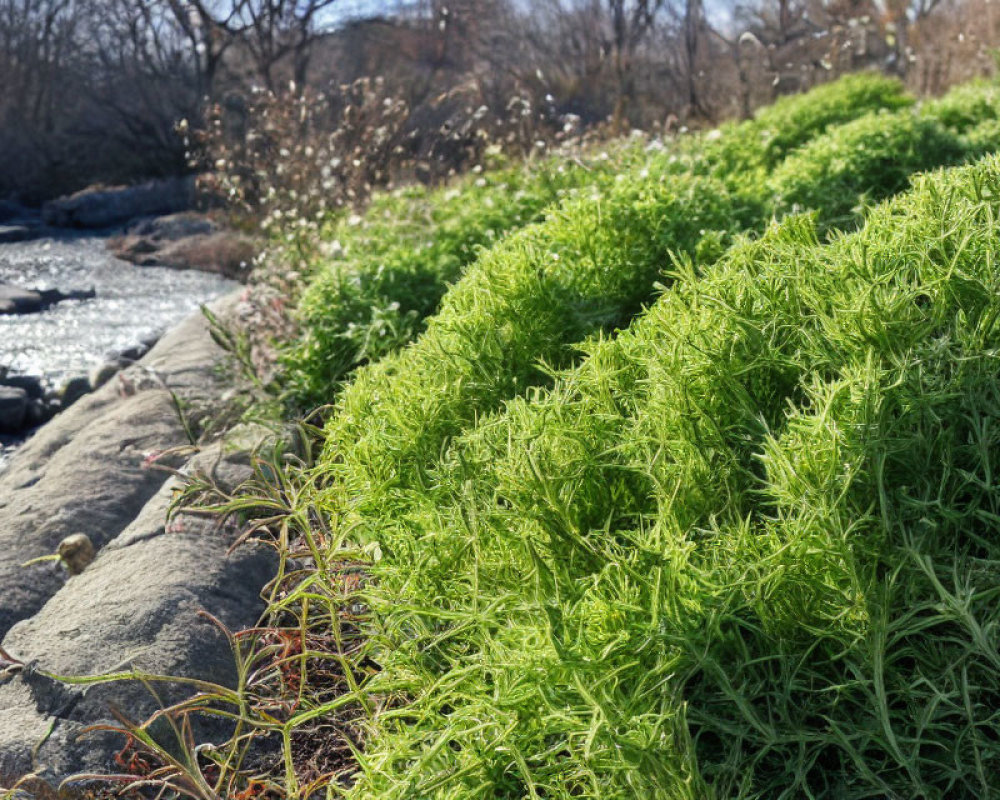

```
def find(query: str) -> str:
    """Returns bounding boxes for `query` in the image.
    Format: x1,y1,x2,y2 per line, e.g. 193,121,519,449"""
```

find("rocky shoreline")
0,181,251,458
0,292,276,792
0,180,275,792
0,337,157,440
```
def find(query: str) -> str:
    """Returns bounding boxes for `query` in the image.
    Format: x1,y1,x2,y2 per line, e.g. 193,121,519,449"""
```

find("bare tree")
605,0,669,128
0,0,93,195
156,0,340,95
734,0,813,44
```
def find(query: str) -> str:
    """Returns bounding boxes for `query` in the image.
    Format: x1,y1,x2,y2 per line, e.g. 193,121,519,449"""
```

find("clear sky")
324,0,736,32
324,0,405,25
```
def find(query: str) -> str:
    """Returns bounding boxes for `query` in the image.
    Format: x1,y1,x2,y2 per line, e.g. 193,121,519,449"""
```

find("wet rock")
0,284,95,315
0,376,52,432
121,211,217,242
87,362,118,391
89,339,157,390
117,336,158,364
57,376,90,409
0,387,28,432
23,398,52,429
37,287,96,307
110,213,257,281
0,225,31,244
0,374,45,400
41,177,195,229
0,286,43,315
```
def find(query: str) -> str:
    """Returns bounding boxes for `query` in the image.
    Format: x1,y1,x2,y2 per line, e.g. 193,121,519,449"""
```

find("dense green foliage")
286,159,621,409
255,74,1000,799
769,110,965,226
344,158,1000,799
698,72,914,184
284,74,927,413
920,79,1000,133
750,72,914,163
319,165,763,502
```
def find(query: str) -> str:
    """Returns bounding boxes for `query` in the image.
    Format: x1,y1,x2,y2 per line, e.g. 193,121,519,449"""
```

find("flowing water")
0,228,237,469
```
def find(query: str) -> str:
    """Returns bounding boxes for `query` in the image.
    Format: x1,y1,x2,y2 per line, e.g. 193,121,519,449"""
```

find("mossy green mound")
347,157,1000,799
287,158,625,409
921,78,1000,133
699,72,913,184
258,75,1000,800
319,164,762,503
285,74,922,413
769,109,965,227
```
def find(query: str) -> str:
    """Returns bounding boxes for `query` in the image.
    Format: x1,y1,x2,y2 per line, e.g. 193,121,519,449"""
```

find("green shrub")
769,109,965,227
316,162,764,506
755,72,914,161
700,72,913,182
284,157,624,409
219,75,1000,800
345,156,1000,799
285,75,919,413
963,116,1000,158
920,78,1000,133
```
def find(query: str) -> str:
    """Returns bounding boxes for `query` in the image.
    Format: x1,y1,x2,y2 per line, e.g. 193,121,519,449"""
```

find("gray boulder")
0,440,275,786
87,361,119,391
109,212,257,281
124,211,217,241
0,375,45,400
0,291,276,791
0,286,43,315
88,339,157,390
41,177,196,229
56,376,91,408
0,225,31,244
0,292,240,637
0,376,49,432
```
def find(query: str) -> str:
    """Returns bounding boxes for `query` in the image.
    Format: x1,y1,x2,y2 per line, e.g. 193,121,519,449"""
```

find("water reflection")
0,232,235,385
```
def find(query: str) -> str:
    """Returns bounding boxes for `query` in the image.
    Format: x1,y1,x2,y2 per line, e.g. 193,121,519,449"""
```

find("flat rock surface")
0,295,238,635
0,444,276,784
0,388,184,632
0,291,277,789
110,213,257,280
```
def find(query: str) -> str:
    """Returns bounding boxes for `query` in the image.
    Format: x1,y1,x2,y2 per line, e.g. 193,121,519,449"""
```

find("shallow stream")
0,229,236,469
